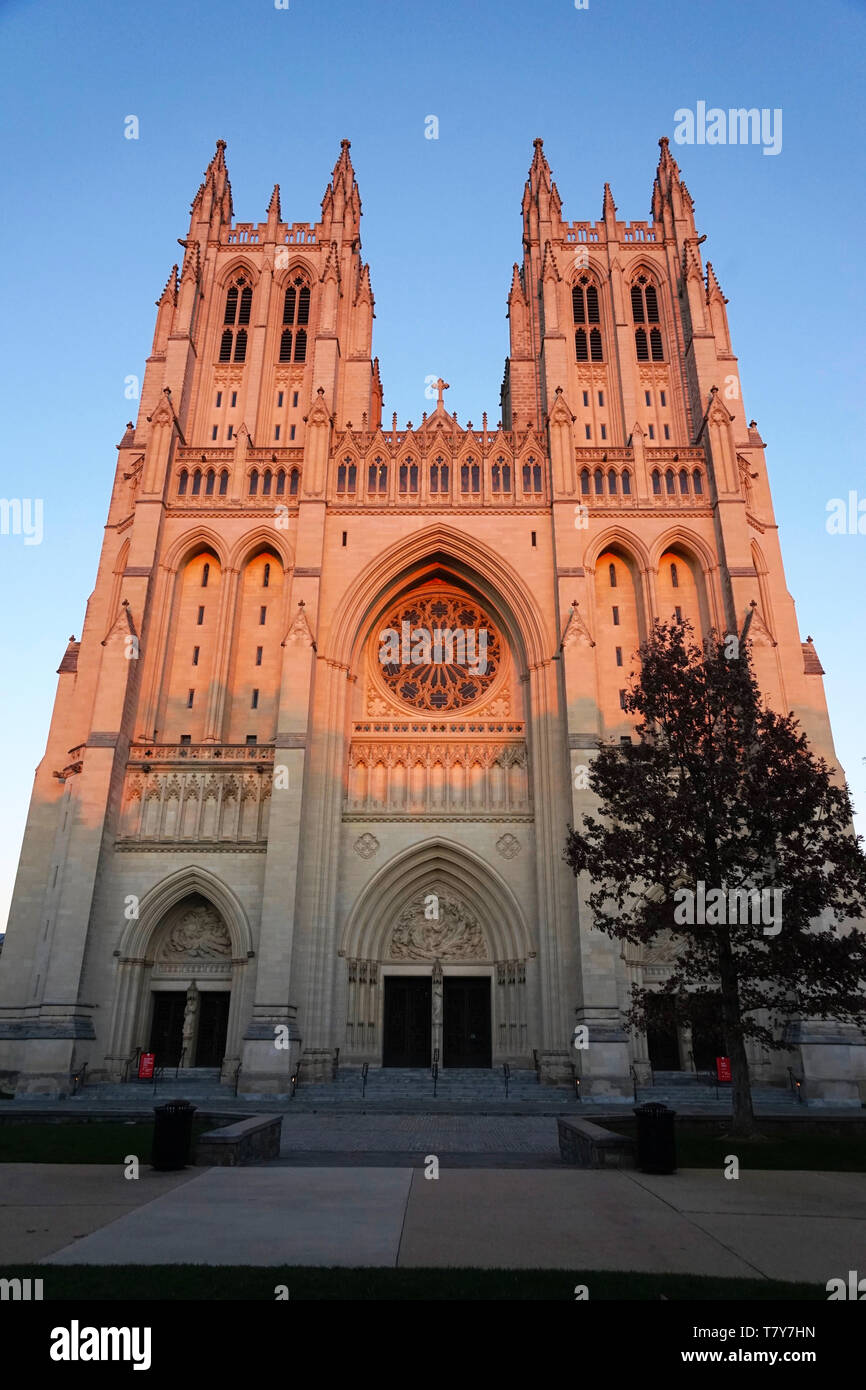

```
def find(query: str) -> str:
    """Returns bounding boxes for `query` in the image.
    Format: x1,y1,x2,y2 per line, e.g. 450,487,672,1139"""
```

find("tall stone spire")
188,138,233,239
651,135,696,238
321,138,361,243
522,137,563,244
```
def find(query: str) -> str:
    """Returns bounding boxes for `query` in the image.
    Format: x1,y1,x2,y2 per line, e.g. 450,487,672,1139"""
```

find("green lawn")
0,1264,826,1300
602,1121,866,1171
0,1120,212,1164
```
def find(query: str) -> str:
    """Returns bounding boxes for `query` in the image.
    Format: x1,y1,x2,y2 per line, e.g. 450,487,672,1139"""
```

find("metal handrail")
629,1062,638,1102
152,1064,165,1095
175,1047,187,1080
432,1061,438,1097
69,1062,87,1096
571,1065,582,1102
290,1070,298,1097
233,1061,242,1097
532,1048,541,1083
787,1067,805,1104
332,1047,340,1081
503,1062,510,1098
123,1048,141,1084
361,1061,369,1098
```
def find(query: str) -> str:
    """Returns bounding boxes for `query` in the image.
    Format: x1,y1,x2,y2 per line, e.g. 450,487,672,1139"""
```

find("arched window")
205,469,215,496
607,468,617,493
665,469,675,495
594,468,604,495
651,469,661,495
399,458,418,494
289,468,300,496
580,468,590,495
337,463,347,492
202,562,210,587
262,468,272,496
621,469,631,496
368,457,387,494
430,457,449,493
275,469,285,495
220,274,252,362
692,468,703,495
573,275,603,363
178,469,188,495
492,460,502,493
263,563,271,588
609,562,617,587
280,274,311,363
671,562,679,588
460,458,480,494
219,469,229,495
679,468,689,494
191,469,202,496
249,469,259,496
522,457,542,493
631,275,664,360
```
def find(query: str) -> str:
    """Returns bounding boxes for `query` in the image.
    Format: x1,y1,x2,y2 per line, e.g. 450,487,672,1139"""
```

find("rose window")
375,592,502,712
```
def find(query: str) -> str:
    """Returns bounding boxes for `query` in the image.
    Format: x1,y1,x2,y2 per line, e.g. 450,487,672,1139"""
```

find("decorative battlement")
224,222,318,246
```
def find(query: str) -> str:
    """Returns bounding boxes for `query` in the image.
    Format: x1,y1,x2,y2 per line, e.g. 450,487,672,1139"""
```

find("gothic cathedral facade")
1,136,861,1101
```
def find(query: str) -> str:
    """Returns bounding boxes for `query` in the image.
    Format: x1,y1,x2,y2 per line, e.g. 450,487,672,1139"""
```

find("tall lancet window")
573,275,603,362
280,273,311,362
220,274,252,362
631,274,665,361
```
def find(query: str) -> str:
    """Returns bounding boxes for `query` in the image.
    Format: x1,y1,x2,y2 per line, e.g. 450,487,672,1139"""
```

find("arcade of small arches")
579,465,705,497
333,453,545,501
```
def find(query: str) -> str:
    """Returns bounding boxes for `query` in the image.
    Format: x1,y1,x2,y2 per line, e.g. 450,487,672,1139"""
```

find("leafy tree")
564,620,866,1134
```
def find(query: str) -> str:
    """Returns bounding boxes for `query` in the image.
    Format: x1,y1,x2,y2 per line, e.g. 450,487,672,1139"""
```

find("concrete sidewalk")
7,1164,859,1284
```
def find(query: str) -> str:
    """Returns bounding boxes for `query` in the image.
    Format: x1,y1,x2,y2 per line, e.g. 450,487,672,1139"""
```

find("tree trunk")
717,928,755,1136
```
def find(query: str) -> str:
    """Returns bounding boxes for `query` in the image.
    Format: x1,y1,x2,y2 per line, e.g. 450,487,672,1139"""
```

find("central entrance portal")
382,977,432,1067
382,974,492,1068
443,977,491,1068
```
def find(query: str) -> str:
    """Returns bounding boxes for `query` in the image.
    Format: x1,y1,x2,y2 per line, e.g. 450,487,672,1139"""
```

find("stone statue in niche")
161,904,232,961
181,981,199,1058
389,895,486,960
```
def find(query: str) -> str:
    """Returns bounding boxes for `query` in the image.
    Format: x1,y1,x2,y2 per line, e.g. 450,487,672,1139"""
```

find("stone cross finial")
435,378,450,407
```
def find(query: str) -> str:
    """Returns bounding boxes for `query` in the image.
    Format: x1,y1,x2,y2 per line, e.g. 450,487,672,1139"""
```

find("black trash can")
634,1101,676,1174
151,1099,197,1171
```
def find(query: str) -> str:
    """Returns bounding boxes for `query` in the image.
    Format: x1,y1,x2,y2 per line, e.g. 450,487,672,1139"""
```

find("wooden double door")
149,991,230,1068
382,976,491,1068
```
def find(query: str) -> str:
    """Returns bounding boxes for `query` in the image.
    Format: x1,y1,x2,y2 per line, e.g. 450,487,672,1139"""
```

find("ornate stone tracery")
373,591,503,712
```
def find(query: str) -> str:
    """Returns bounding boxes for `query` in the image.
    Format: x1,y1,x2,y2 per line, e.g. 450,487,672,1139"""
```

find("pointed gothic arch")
340,837,533,965
324,524,553,676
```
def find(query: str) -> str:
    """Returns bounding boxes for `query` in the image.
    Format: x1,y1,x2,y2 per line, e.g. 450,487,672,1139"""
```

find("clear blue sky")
1,0,864,931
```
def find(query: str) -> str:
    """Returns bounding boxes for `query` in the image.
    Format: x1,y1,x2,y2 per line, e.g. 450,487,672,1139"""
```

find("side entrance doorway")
382,974,491,1068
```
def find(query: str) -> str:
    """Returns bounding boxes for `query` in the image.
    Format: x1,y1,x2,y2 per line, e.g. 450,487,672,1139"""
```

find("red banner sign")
138,1052,155,1080
716,1056,731,1083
